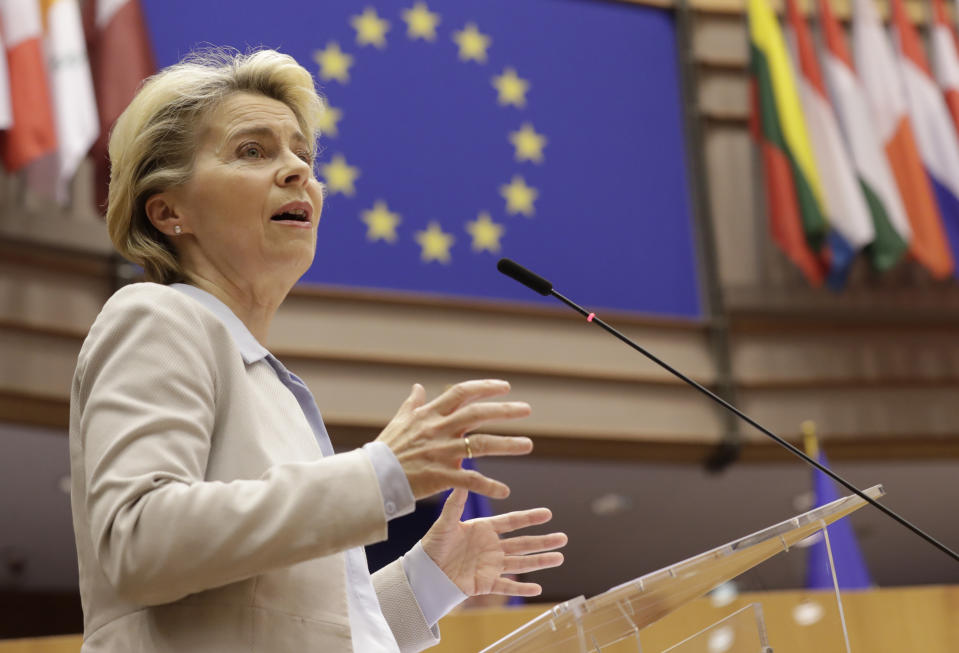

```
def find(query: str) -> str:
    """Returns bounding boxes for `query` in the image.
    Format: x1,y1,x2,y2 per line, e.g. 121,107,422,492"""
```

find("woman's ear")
144,193,185,237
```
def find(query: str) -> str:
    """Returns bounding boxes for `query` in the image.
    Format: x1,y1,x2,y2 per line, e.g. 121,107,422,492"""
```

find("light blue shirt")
171,284,465,650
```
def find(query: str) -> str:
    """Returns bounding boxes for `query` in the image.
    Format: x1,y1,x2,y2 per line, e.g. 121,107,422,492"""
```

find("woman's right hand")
375,380,533,501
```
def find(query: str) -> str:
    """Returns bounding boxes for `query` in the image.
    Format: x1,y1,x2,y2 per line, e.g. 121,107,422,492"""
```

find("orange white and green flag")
852,0,954,278
748,0,828,284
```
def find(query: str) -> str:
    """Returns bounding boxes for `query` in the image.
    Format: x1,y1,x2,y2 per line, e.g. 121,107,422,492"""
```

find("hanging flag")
852,0,954,278
802,423,873,590
144,0,703,316
84,0,155,211
0,25,12,130
889,0,959,280
29,0,99,203
0,0,57,171
817,0,910,271
931,0,959,132
784,0,874,288
748,0,828,285
931,0,959,156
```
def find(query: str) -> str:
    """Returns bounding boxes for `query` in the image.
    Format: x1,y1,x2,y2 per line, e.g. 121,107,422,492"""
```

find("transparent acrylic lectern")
481,484,885,653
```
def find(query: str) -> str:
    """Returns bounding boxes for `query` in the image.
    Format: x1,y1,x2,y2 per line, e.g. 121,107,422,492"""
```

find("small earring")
174,225,182,235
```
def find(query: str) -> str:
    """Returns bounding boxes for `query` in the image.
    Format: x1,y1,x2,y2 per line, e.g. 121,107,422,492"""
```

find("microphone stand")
498,258,959,565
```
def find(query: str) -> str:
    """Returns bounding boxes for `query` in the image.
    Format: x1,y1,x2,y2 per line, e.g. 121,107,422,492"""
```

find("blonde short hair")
106,48,324,284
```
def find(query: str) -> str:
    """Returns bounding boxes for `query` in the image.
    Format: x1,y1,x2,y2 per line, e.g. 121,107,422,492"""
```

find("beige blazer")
69,283,438,652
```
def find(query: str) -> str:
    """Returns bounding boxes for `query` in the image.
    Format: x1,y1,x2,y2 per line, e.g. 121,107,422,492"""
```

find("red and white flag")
84,0,154,211
0,0,57,171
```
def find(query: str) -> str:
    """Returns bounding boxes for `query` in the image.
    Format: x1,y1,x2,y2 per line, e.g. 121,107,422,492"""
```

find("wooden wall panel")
274,293,716,384
702,127,759,289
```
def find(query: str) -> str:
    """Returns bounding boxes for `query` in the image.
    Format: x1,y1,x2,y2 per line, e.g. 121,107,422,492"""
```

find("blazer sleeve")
73,286,388,606
372,559,442,653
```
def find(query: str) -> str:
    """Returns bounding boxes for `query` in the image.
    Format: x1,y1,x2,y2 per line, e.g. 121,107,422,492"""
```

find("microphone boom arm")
499,258,959,565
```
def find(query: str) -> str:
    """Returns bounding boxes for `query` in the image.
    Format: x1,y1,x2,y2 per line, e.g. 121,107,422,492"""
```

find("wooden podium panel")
431,585,959,653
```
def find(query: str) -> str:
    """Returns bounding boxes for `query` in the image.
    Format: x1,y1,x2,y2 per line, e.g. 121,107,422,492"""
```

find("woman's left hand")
421,488,568,597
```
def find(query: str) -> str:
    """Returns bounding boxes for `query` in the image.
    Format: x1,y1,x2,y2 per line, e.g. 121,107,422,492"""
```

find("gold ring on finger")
464,436,473,459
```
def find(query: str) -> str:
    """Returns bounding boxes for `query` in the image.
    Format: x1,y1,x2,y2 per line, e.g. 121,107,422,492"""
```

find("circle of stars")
312,4,549,264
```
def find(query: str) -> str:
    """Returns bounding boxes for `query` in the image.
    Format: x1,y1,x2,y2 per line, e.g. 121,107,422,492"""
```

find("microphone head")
497,258,553,296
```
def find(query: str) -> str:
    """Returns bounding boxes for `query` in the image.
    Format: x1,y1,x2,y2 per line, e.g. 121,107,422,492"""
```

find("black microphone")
497,258,553,295
497,257,959,565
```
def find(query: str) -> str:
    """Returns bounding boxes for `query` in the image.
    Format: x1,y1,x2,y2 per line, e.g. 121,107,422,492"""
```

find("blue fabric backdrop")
141,0,702,318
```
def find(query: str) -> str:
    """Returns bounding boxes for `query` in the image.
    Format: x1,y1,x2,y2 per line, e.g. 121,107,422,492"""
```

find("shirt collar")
170,283,271,365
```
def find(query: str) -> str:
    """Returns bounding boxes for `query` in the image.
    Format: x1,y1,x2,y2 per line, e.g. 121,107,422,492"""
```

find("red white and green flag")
817,0,909,271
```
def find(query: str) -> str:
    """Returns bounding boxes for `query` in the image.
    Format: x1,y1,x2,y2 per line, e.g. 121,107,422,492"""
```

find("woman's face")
164,91,325,290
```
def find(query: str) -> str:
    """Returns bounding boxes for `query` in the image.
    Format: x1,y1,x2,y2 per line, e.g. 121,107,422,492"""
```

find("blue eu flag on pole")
143,0,702,318
805,448,873,590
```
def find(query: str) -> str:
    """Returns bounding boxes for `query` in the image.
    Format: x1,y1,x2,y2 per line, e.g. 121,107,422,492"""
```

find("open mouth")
270,208,310,223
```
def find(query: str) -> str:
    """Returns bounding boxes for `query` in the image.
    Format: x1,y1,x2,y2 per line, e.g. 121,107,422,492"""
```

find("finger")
502,551,565,575
461,434,533,459
489,507,553,535
434,435,532,462
442,401,532,434
442,468,510,499
428,380,513,416
436,487,469,526
401,383,427,413
490,578,543,597
501,533,569,555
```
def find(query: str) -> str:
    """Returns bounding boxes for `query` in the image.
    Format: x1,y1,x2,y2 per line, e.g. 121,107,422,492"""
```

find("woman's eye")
298,152,313,164
240,144,264,158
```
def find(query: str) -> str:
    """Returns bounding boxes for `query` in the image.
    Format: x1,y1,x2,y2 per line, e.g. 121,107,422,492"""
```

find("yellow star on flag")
318,104,343,138
402,2,440,41
492,67,529,108
452,23,491,63
509,123,547,163
465,212,504,253
320,154,360,196
500,175,538,216
351,7,390,48
314,43,354,83
361,201,402,243
415,221,455,263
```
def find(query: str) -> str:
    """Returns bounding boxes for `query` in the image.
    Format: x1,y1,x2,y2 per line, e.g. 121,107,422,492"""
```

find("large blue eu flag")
143,0,701,317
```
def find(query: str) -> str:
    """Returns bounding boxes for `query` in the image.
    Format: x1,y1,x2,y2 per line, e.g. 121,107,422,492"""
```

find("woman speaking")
69,48,566,652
